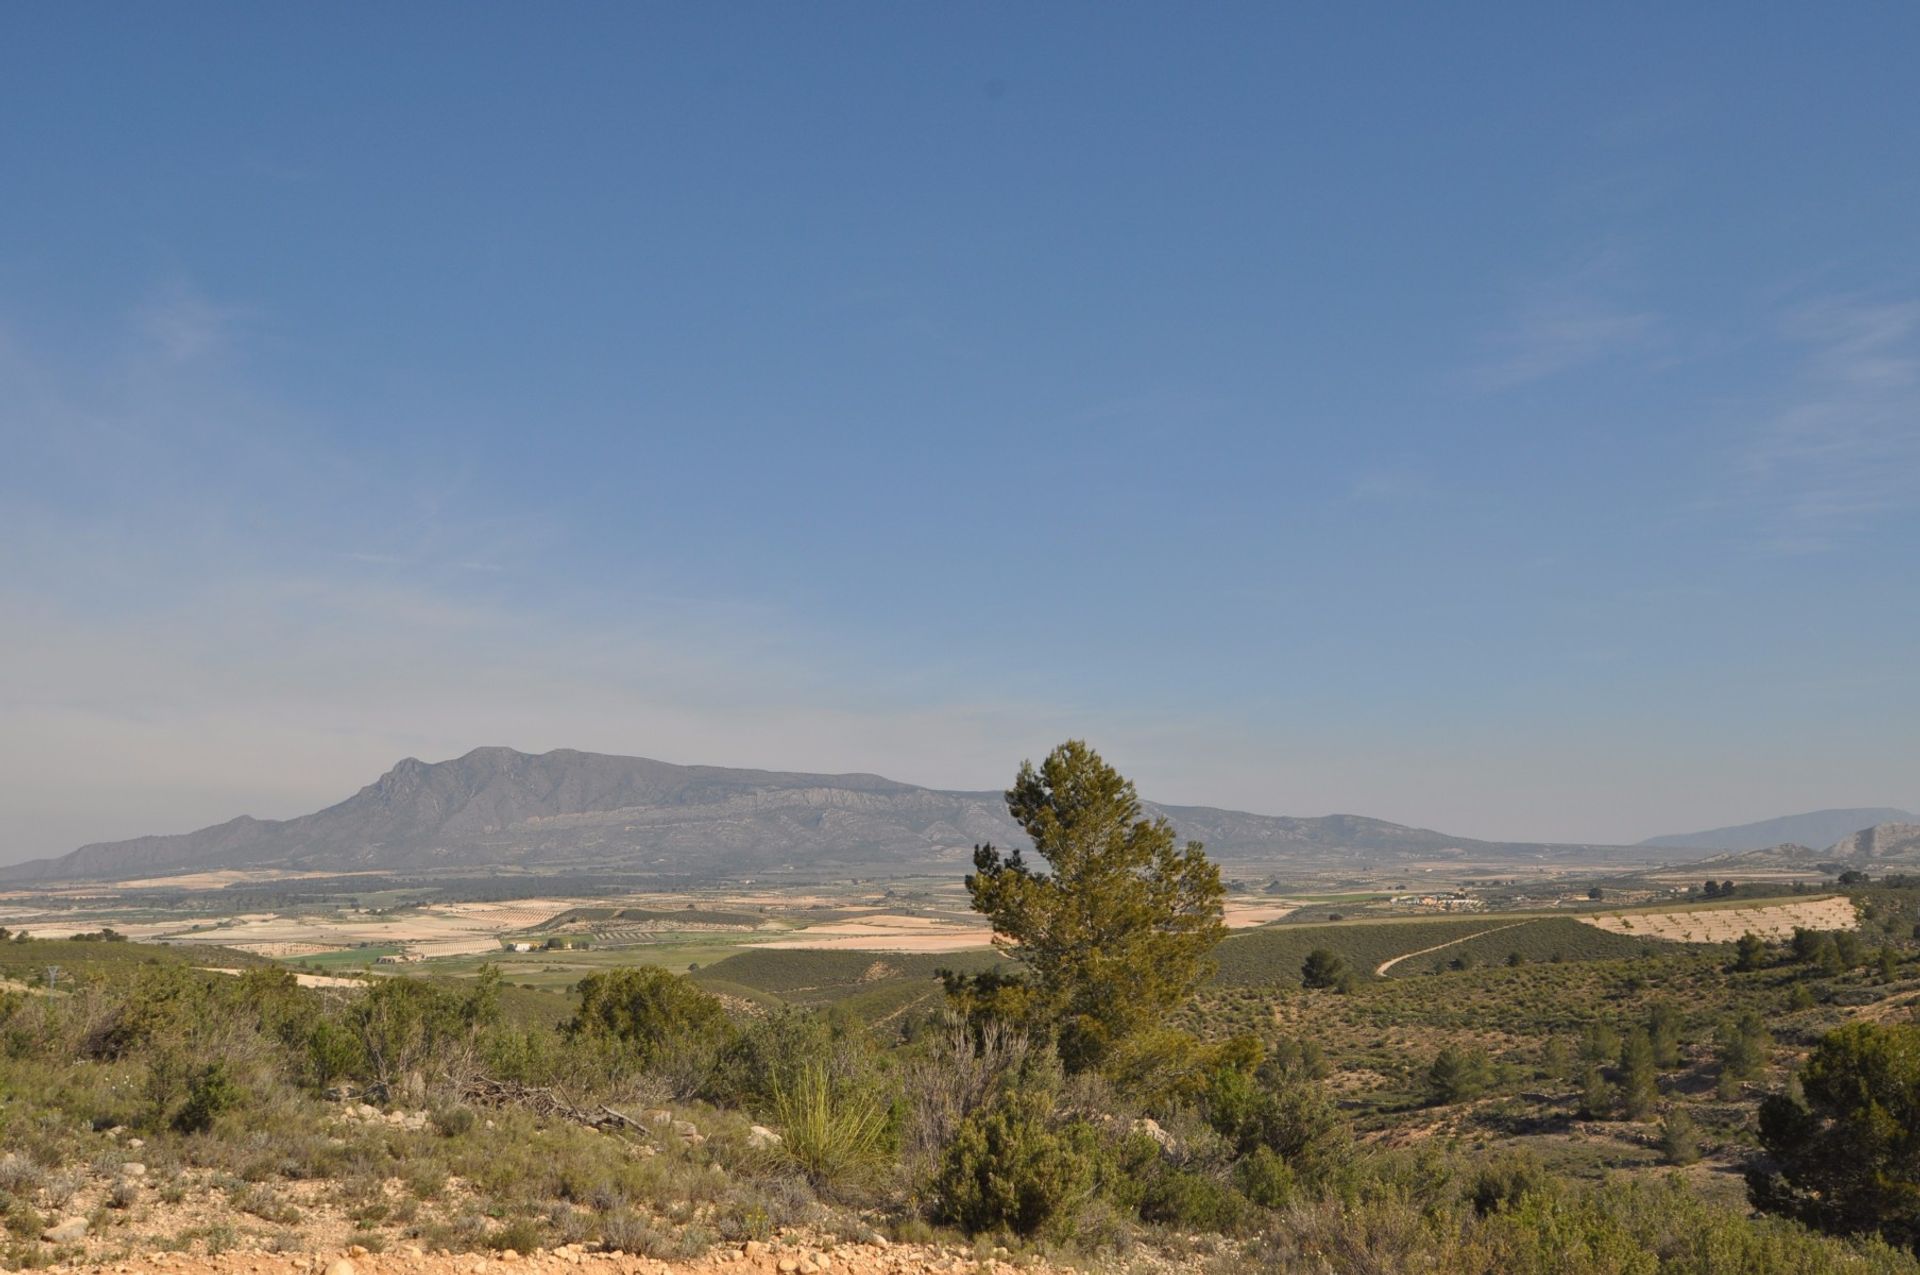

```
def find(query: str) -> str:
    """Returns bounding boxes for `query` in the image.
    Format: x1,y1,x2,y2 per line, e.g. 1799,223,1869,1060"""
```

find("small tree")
1647,1001,1684,1069
1427,1045,1493,1106
964,741,1226,1074
1579,1022,1620,1067
1618,1028,1658,1119
1577,1063,1615,1120
1659,1108,1701,1165
1716,1010,1770,1097
1301,948,1348,990
1732,932,1768,972
565,966,736,1080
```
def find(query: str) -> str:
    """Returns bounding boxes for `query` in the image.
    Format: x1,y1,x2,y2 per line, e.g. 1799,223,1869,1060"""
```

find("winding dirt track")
1373,920,1533,975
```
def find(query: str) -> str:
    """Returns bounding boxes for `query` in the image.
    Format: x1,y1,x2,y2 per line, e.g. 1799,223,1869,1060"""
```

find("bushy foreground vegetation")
5,940,1920,1272
6,745,1920,1271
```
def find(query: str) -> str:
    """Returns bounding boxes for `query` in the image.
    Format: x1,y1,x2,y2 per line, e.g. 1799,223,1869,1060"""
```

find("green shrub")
932,1087,1100,1239
173,1060,244,1134
1467,1152,1553,1216
1234,1145,1296,1209
565,966,735,1080
1138,1168,1247,1231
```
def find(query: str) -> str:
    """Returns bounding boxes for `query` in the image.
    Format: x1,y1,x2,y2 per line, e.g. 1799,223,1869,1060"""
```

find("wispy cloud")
1466,250,1661,390
131,281,251,365
1742,298,1920,550
1471,300,1657,390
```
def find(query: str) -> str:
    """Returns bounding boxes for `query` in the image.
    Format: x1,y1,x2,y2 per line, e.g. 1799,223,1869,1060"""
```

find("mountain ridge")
5,746,1657,883
1638,807,1915,853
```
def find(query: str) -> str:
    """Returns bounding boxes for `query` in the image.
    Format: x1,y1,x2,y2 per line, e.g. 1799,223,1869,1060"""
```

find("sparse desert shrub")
348,970,499,1093
430,1103,478,1137
770,1059,897,1192
484,1217,546,1255
900,1016,1033,1168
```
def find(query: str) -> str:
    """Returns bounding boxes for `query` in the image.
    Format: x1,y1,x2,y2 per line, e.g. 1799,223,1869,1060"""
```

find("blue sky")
2,4,1917,858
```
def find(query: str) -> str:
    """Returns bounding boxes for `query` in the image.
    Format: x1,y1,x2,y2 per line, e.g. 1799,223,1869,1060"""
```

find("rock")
325,1260,357,1275
747,1124,784,1149
125,1138,145,1150
672,1118,699,1138
776,1259,800,1274
348,1245,369,1258
1131,1116,1177,1152
41,1217,87,1244
743,1241,769,1258
121,1162,147,1177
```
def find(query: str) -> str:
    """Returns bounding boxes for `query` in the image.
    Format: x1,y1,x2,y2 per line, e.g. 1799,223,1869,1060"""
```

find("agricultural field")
1582,894,1858,942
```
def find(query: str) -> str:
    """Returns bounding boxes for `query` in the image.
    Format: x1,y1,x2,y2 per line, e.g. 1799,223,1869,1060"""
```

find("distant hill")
1639,808,1915,853
1681,822,1920,876
1,746,1657,884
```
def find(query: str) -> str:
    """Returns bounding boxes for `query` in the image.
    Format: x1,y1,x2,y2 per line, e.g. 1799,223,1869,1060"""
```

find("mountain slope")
1639,808,1915,853
5,746,1648,883
1826,823,1920,861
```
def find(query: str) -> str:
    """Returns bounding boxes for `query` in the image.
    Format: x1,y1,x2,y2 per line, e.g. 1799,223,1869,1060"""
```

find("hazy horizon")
4,7,1918,862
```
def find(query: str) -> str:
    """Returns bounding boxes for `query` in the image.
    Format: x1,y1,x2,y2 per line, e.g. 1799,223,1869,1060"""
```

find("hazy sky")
3,5,1918,861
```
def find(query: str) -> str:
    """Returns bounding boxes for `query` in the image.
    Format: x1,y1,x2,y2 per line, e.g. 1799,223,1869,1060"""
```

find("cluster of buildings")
1388,891,1483,912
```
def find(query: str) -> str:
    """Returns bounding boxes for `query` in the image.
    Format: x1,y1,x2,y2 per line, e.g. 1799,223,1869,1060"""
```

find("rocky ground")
27,1238,1072,1275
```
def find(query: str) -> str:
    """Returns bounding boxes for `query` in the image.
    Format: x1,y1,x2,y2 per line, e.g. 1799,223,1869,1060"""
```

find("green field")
1213,913,1656,986
0,936,267,985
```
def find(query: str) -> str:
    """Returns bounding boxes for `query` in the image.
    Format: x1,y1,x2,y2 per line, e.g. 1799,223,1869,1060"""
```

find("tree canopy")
1750,1021,1920,1246
963,740,1226,1074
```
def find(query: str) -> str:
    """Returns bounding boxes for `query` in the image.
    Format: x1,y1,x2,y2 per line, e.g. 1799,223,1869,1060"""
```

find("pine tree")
964,741,1226,1075
1660,1108,1701,1165
1619,1027,1658,1119
1648,1001,1684,1069
1577,1063,1615,1120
